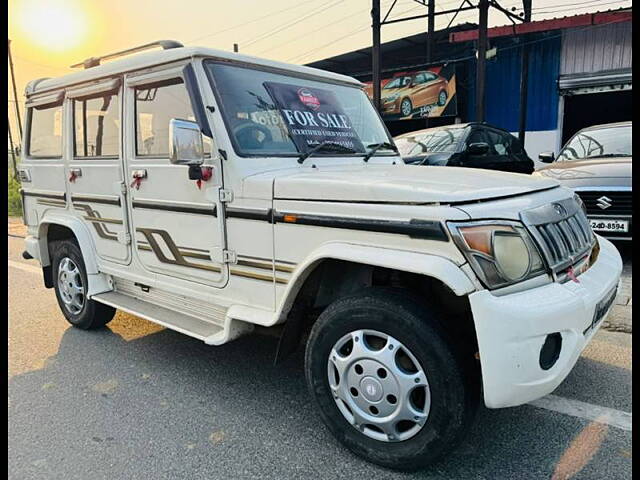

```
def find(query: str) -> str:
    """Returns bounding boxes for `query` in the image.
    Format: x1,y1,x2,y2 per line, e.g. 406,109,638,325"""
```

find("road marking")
8,260,41,275
529,394,632,431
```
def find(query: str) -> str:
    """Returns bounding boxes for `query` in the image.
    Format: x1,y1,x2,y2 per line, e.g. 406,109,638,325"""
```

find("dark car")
394,122,534,174
534,121,632,240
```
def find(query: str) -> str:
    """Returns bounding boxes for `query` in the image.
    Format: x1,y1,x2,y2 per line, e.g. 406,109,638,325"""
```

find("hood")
534,157,631,188
268,164,558,204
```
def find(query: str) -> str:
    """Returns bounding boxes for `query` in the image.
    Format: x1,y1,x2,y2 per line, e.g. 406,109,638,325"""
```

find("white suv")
18,41,622,470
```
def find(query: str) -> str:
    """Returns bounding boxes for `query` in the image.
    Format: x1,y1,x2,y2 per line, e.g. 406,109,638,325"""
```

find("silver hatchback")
534,121,632,241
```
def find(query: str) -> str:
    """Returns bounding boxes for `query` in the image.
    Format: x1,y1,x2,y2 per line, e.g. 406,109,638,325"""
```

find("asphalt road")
8,236,632,480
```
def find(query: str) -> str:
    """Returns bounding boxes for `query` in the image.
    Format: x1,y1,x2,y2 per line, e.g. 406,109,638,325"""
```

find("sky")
7,0,631,144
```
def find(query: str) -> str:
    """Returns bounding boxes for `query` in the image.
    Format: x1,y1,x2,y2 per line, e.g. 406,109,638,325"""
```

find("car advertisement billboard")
363,64,457,120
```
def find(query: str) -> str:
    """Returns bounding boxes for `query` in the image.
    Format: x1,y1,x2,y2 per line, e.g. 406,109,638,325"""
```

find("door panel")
66,80,130,264
124,69,227,288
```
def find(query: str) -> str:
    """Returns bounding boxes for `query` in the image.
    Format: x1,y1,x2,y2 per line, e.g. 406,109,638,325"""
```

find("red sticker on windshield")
297,88,320,110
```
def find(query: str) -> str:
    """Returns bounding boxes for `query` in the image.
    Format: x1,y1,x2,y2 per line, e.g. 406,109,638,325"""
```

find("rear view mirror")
169,118,204,166
467,142,489,155
538,152,555,163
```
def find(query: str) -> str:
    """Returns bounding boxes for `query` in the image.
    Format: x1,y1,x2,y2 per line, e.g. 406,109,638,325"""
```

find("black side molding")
273,212,449,241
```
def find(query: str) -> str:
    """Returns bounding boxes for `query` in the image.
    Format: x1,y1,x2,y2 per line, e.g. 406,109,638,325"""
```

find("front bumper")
469,235,623,408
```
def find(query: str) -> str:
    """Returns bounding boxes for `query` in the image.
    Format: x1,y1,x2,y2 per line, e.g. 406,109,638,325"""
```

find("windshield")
395,127,467,156
557,125,632,161
206,62,392,157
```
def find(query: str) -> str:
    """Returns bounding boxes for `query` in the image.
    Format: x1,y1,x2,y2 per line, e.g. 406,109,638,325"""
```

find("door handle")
130,169,147,190
69,168,82,183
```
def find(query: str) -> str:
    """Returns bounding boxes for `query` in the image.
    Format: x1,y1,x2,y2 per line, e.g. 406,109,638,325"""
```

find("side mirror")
169,118,204,166
538,151,555,163
467,142,489,155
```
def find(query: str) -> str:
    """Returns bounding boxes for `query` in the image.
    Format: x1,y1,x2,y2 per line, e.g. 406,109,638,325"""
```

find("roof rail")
70,40,184,69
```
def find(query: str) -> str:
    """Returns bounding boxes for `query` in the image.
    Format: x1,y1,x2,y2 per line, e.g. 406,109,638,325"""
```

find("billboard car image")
364,64,457,120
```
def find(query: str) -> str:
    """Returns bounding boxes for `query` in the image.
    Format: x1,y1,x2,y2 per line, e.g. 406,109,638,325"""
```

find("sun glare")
18,0,88,52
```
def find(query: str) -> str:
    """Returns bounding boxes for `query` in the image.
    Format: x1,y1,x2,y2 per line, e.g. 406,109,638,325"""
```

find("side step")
93,291,224,341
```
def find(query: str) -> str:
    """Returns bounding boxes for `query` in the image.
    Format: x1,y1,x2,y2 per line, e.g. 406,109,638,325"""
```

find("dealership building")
306,8,632,164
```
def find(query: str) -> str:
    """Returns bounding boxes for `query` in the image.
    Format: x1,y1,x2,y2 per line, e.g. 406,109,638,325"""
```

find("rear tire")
304,288,478,470
51,240,115,330
438,90,448,106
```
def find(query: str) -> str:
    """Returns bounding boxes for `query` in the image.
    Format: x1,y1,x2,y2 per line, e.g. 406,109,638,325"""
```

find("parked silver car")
534,121,632,240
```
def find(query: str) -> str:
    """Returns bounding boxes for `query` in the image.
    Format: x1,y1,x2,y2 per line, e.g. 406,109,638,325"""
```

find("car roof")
580,121,632,131
394,122,501,139
25,46,362,98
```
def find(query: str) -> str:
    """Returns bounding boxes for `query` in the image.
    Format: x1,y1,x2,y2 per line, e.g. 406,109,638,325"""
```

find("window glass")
486,129,510,155
28,104,63,157
466,129,487,147
557,125,632,161
135,78,211,156
414,73,426,84
74,91,119,157
207,62,392,157
395,127,466,156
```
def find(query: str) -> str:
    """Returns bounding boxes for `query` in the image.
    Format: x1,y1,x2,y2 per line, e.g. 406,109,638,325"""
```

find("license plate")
584,284,618,335
589,219,629,233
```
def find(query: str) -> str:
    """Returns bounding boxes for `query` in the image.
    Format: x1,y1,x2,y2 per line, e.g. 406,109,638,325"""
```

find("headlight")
448,221,546,289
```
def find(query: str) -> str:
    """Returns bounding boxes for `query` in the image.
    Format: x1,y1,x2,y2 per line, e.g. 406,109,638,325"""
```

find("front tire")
400,98,413,117
304,289,478,470
51,240,115,330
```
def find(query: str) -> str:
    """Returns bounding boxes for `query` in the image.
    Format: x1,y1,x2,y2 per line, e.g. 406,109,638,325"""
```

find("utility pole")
371,0,381,112
426,0,435,64
475,0,489,122
8,39,23,141
8,118,18,181
518,0,532,144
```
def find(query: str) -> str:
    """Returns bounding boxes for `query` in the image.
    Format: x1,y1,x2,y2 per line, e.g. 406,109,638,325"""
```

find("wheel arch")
274,243,478,363
37,212,99,273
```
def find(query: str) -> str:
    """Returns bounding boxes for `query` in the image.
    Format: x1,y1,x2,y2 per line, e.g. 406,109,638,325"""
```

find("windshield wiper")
297,141,357,164
362,142,398,162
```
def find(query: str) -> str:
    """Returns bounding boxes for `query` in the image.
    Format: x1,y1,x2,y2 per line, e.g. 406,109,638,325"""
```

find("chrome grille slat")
521,197,596,274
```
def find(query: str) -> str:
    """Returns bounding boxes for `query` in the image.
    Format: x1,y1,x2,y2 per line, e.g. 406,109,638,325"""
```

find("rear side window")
74,91,120,157
135,78,206,157
27,103,63,158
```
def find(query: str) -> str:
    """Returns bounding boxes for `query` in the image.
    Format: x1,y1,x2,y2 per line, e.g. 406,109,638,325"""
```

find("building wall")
466,33,562,164
560,21,632,75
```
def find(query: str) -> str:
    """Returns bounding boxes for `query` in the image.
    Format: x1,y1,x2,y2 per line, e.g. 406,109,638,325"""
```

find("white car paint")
20,45,622,413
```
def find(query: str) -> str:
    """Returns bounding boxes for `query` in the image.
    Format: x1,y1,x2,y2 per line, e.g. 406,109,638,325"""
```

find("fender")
275,241,477,322
33,212,114,297
36,211,100,274
272,242,478,364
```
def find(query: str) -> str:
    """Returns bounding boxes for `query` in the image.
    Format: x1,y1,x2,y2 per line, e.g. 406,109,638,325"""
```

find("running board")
93,291,225,342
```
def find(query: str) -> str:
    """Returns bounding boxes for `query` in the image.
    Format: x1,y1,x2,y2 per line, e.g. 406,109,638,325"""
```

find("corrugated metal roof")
450,8,631,42
560,21,632,75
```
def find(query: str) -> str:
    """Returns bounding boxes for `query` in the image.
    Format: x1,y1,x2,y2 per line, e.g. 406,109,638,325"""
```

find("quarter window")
74,91,120,157
27,103,63,158
135,78,210,157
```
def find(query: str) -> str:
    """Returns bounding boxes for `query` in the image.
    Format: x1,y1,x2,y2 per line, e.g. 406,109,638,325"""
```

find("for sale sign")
263,82,365,153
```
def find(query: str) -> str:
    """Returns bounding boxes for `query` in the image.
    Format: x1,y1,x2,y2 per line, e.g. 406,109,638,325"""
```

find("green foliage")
8,167,22,217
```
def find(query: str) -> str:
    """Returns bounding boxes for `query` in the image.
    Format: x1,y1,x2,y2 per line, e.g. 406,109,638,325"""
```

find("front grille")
575,190,632,216
521,197,596,273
